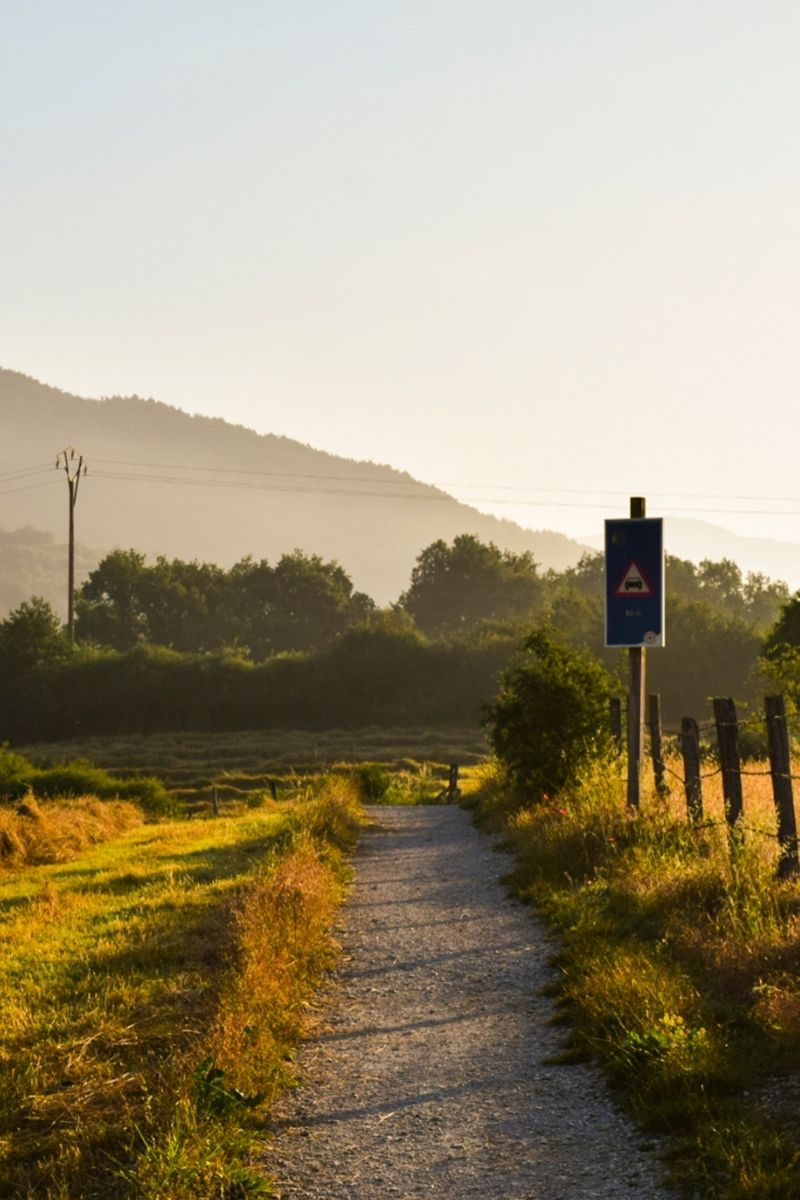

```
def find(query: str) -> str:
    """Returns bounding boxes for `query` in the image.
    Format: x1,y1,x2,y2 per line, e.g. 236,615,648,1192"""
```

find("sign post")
605,499,665,808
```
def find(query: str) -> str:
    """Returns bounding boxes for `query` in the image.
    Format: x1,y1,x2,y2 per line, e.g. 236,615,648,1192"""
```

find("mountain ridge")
0,367,585,605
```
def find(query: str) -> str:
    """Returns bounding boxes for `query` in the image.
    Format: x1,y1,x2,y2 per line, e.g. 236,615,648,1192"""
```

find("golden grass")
0,776,363,1198
209,840,344,1104
0,795,143,868
474,754,800,1197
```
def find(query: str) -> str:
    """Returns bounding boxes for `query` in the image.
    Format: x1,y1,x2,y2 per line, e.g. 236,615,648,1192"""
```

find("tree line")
1,534,798,742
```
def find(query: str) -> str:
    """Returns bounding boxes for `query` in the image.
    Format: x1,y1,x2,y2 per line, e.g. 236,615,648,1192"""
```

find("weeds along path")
264,805,671,1199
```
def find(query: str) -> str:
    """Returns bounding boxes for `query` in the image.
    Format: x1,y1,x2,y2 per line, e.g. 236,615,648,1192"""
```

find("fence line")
615,692,800,879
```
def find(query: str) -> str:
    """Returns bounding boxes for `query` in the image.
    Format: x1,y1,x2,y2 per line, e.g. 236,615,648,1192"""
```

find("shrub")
350,763,391,803
484,627,614,801
0,750,172,815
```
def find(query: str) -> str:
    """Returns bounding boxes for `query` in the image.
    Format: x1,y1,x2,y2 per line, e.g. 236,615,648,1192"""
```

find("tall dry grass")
0,774,363,1199
0,795,143,867
475,754,800,1199
208,840,344,1105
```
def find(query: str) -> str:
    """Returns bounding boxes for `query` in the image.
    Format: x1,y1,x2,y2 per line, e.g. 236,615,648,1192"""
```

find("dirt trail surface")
264,806,671,1199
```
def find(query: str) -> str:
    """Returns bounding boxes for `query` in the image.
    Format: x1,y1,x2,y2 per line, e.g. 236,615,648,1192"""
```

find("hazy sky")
3,2,799,544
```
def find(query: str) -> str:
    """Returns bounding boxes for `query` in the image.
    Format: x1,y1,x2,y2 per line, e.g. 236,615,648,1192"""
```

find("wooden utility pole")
56,448,87,642
627,496,646,808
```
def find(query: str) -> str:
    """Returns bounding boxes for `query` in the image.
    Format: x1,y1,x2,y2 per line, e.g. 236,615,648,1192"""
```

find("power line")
90,469,456,502
0,478,62,498
86,466,800,519
0,463,56,483
5,454,800,509
92,457,429,488
5,454,800,522
90,456,800,508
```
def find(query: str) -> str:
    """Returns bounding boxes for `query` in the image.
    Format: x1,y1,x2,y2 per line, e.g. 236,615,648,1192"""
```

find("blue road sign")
605,518,665,648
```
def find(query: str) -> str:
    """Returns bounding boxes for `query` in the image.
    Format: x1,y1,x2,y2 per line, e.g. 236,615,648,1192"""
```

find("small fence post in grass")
648,693,668,797
713,697,743,843
610,698,623,756
765,695,800,879
269,779,279,802
680,716,703,824
212,784,220,817
447,764,461,801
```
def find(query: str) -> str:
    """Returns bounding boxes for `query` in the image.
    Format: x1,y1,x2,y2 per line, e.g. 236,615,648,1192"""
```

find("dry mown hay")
0,796,143,867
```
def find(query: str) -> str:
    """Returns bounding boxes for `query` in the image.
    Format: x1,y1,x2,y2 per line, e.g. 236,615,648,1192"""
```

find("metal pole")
627,496,646,807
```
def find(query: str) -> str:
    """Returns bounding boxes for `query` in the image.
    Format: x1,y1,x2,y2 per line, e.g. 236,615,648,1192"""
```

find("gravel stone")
262,805,672,1198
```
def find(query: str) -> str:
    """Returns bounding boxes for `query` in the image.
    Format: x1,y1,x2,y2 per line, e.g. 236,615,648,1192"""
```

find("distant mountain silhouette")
0,368,586,607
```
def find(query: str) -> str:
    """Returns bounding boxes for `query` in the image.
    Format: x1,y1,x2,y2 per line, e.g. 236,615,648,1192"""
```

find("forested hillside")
0,368,583,603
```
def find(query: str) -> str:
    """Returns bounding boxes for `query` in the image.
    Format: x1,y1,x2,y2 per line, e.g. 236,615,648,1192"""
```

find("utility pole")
56,448,87,642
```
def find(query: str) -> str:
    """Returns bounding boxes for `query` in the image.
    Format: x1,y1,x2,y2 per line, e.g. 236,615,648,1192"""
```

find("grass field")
17,726,489,798
0,777,362,1198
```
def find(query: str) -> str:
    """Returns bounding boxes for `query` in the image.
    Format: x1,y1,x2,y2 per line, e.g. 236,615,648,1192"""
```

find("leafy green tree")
75,549,149,649
226,551,374,655
138,557,229,651
485,628,614,798
697,558,745,614
0,596,71,675
763,591,800,658
648,597,762,722
398,534,542,638
76,548,374,657
0,597,72,740
743,572,790,631
560,551,604,599
264,551,374,653
562,552,786,631
225,557,275,658
761,591,800,707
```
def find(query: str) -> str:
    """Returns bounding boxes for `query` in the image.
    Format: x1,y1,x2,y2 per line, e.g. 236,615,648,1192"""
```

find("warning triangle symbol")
614,561,654,598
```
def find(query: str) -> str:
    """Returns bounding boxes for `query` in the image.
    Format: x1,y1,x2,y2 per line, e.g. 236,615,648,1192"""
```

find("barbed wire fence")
612,692,800,880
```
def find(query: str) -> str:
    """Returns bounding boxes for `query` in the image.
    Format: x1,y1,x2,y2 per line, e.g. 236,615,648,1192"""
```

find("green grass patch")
471,760,800,1199
0,745,172,814
0,775,363,1198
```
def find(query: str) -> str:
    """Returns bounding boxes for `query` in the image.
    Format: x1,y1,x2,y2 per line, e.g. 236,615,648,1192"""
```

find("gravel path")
263,806,672,1199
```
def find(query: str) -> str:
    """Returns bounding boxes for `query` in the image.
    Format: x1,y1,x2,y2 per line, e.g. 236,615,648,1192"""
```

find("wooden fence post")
610,698,623,756
713,698,743,842
765,695,800,879
269,779,279,802
648,693,668,797
447,764,461,801
680,717,703,824
212,784,220,817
